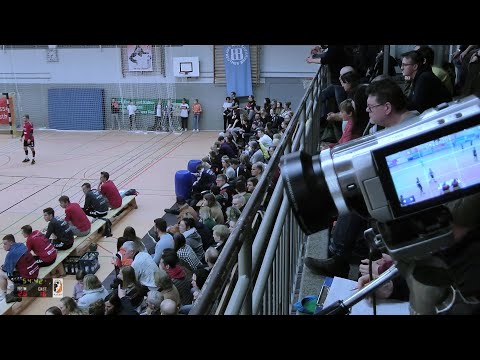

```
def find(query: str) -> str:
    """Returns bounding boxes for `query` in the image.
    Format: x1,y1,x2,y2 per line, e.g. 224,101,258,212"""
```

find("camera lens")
281,151,337,235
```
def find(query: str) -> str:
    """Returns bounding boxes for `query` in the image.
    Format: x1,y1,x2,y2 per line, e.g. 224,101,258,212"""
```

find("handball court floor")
0,129,217,315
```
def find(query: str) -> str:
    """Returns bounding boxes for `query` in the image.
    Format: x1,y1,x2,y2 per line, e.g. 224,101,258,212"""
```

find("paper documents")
323,276,410,315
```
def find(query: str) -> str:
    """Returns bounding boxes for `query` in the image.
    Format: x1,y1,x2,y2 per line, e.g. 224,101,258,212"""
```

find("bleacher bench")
0,195,137,315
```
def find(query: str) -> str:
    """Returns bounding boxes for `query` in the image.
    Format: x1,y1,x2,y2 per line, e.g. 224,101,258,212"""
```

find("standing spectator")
179,98,189,131
98,171,122,209
58,195,91,236
153,99,162,131
21,225,57,267
20,115,36,164
192,99,202,132
110,98,120,130
127,101,137,130
42,207,74,250
473,147,478,161
222,96,233,131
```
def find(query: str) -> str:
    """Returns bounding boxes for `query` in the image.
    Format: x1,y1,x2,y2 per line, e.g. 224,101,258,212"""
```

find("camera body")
281,95,480,260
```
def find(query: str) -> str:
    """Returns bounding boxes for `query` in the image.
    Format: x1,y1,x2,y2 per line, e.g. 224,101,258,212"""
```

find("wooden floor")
0,129,218,314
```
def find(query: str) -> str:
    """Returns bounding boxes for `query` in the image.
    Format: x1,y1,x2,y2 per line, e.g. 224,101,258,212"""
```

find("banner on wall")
0,97,9,125
115,98,188,116
223,45,253,97
127,45,153,72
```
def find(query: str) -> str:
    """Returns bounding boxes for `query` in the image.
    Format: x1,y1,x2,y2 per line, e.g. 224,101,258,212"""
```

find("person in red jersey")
0,234,39,303
21,225,57,267
58,195,91,236
20,114,36,164
98,171,122,209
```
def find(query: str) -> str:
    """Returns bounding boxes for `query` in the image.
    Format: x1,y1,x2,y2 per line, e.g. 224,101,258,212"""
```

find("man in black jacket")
43,207,74,250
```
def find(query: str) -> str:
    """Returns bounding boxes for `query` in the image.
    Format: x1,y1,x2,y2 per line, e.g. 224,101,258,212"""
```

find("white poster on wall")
127,45,153,72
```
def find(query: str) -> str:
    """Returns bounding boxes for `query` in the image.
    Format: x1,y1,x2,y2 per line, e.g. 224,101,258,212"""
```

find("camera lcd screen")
385,124,480,210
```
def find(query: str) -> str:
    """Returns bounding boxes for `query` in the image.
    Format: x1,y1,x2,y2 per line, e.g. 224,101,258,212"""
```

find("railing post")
239,231,253,315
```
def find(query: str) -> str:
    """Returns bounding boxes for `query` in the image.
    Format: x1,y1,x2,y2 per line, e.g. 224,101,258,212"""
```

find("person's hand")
452,50,460,59
306,56,313,64
357,274,394,302
359,258,380,277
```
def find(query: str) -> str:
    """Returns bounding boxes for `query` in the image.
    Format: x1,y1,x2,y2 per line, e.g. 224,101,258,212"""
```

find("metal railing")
190,65,327,315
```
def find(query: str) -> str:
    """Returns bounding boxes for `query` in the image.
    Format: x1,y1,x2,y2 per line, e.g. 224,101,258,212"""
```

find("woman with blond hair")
77,274,109,310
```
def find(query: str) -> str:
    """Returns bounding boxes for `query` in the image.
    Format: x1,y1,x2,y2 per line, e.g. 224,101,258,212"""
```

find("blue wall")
48,88,104,130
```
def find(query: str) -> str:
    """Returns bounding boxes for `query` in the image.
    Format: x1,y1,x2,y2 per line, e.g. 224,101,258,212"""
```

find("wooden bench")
0,195,137,315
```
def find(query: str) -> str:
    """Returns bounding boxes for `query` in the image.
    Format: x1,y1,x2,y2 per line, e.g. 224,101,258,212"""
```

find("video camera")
281,95,480,261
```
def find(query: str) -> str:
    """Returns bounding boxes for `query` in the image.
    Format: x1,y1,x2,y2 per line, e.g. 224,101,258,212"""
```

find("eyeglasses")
401,63,415,67
366,103,384,112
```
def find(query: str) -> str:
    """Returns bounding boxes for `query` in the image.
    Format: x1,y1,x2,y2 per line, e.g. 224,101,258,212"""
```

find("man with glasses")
305,79,420,278
401,50,451,113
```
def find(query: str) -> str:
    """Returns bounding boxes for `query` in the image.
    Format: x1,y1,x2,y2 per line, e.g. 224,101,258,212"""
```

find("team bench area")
0,195,138,315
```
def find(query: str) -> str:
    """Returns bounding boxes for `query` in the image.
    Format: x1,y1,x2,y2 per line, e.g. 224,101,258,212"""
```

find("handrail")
190,65,325,315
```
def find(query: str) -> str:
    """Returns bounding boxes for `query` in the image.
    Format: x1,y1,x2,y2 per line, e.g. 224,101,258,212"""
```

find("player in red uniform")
98,171,122,209
20,114,36,164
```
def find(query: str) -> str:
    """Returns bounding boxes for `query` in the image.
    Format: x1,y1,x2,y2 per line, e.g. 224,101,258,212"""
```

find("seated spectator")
42,207,74,250
192,163,216,194
81,182,109,219
179,267,210,314
58,195,91,236
249,141,265,164
98,171,122,209
198,206,216,231
160,250,193,305
213,224,230,253
89,299,105,315
105,289,139,315
73,269,85,301
401,50,452,113
225,206,241,223
173,233,201,273
45,306,63,315
205,247,219,271
251,162,265,180
59,296,84,315
77,274,110,310
122,226,147,252
235,180,251,203
140,290,163,315
222,158,236,182
160,299,179,315
118,265,147,309
257,127,273,148
179,217,204,261
200,193,224,225
218,135,237,159
121,241,161,291
247,177,258,194
21,225,57,267
155,269,181,308
152,218,175,266
0,234,39,302
231,194,246,212
216,174,234,210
